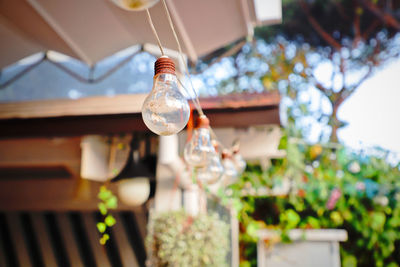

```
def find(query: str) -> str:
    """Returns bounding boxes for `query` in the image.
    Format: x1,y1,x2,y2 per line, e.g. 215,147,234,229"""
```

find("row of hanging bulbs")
183,116,247,188
111,0,247,189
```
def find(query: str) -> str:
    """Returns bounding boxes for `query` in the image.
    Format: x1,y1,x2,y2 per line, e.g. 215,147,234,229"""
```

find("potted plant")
146,210,230,267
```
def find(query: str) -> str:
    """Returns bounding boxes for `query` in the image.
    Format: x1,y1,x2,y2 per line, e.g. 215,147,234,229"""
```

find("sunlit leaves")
99,234,109,245
97,185,118,245
280,209,300,229
97,222,106,233
370,212,386,231
105,215,116,227
235,131,400,266
343,255,357,267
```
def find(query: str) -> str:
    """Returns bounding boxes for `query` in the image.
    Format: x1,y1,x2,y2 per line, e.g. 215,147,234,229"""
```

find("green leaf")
99,233,109,245
245,221,259,238
98,187,112,201
97,222,106,233
371,212,386,231
105,215,116,227
343,255,357,267
306,216,320,228
387,262,399,267
280,209,300,229
239,261,251,267
330,211,343,225
232,198,243,212
98,203,107,215
106,196,118,209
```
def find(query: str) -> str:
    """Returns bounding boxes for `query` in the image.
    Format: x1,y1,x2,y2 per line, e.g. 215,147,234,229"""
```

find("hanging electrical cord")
145,5,204,116
160,0,204,116
145,9,165,56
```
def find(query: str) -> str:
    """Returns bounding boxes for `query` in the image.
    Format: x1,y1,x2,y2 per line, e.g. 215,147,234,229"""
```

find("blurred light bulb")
196,154,224,185
221,151,239,185
142,57,190,136
118,178,150,206
233,150,246,174
111,0,159,11
184,116,215,167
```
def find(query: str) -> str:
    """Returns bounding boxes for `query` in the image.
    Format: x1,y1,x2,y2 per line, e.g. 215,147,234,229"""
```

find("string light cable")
159,0,204,116
145,8,165,56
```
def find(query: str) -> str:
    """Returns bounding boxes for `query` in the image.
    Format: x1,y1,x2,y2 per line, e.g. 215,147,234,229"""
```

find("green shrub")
233,136,400,267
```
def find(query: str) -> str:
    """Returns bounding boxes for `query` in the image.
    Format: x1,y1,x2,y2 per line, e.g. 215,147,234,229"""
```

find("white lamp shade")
80,135,110,182
110,0,159,11
118,178,150,206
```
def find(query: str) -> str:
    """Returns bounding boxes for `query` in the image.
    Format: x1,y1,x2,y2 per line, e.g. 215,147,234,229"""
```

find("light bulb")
118,178,150,206
110,0,159,11
184,116,216,167
196,154,224,185
233,151,246,174
221,151,239,186
142,57,190,136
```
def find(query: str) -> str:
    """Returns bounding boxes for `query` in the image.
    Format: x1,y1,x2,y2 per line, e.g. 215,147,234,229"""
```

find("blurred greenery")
230,132,400,267
210,6,400,264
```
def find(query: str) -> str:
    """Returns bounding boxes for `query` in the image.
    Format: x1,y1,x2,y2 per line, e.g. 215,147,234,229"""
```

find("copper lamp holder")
196,115,210,129
154,56,175,75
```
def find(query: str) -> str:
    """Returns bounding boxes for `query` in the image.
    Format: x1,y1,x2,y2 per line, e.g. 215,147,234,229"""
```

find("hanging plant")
97,185,118,245
146,210,230,267
95,136,129,245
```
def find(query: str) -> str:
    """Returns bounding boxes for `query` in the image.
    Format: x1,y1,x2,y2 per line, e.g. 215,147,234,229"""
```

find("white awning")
0,0,282,68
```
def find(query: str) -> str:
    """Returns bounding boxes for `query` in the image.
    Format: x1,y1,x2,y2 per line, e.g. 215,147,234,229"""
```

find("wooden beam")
0,179,144,211
0,105,279,138
0,92,280,138
0,137,80,173
0,92,280,119
0,94,147,119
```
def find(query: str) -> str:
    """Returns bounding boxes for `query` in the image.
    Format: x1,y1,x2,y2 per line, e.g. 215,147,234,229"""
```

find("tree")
268,0,400,142
199,0,400,143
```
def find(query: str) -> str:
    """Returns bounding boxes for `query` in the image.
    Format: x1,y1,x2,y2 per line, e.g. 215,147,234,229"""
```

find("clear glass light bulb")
222,154,239,186
233,152,246,174
141,58,190,136
184,116,215,167
196,154,224,185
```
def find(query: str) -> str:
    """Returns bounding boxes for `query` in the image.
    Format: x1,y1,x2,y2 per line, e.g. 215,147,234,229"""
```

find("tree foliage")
260,0,400,142
198,0,400,142
231,134,400,267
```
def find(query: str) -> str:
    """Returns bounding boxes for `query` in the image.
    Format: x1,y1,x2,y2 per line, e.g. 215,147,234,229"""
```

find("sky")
338,58,400,158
